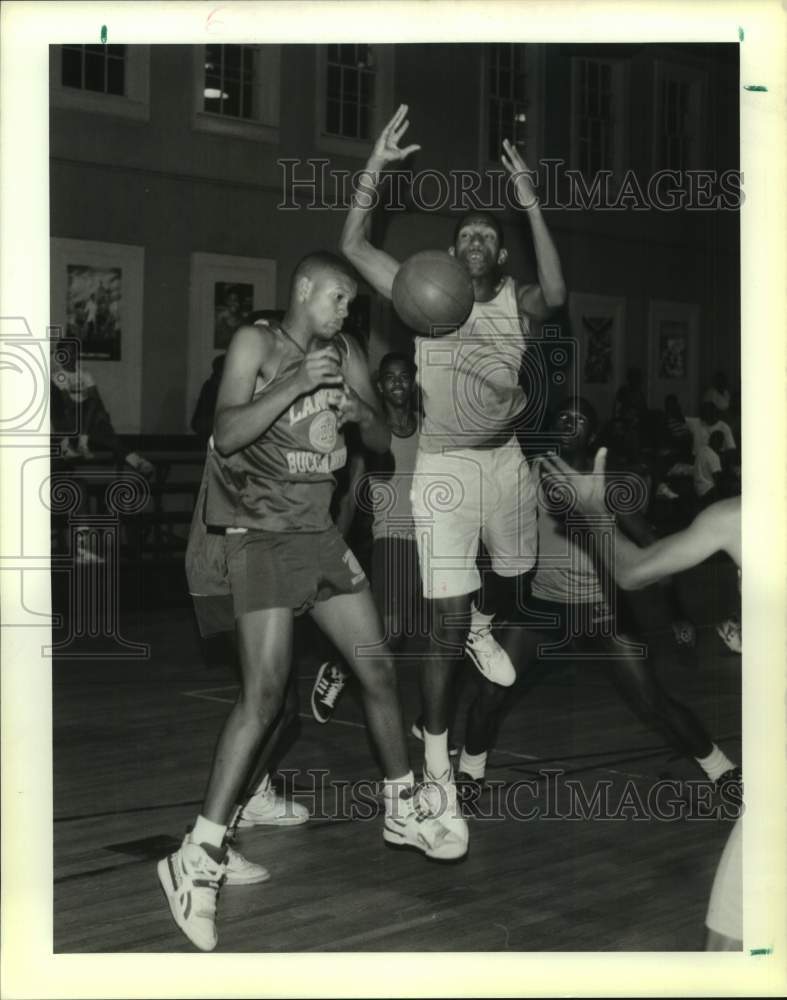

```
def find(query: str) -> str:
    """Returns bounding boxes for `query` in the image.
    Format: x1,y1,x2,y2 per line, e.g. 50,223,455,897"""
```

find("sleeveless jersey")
205,324,349,532
370,425,419,541
531,459,604,604
414,276,529,452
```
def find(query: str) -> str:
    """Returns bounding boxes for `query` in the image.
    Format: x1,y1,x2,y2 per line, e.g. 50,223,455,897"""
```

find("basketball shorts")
224,524,368,620
410,439,537,599
706,818,743,941
519,593,640,657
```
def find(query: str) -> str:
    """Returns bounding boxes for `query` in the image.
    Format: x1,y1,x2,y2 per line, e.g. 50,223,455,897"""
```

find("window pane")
224,45,241,71
328,44,339,61
106,56,125,96
223,78,241,117
343,65,358,100
326,98,340,134
84,52,105,92
62,47,83,88
360,71,371,103
358,103,369,139
85,43,104,55
241,80,253,119
327,64,341,98
339,44,355,66
107,44,126,56
342,100,358,137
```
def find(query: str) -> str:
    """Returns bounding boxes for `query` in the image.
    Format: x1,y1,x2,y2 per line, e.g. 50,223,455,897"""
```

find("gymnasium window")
653,62,706,171
571,57,627,180
316,45,393,157
50,45,150,121
61,44,127,95
192,45,280,142
479,45,543,169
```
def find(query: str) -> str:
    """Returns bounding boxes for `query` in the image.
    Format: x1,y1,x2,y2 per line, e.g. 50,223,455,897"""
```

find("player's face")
553,407,592,448
378,361,414,406
453,221,502,278
306,271,357,339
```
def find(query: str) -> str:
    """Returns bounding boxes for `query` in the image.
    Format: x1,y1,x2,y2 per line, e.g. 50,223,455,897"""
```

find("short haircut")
378,352,416,379
709,430,725,449
291,251,356,295
452,211,504,247
555,394,598,434
699,400,719,424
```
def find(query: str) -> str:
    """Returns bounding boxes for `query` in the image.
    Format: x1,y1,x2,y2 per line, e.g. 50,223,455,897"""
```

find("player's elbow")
544,280,567,310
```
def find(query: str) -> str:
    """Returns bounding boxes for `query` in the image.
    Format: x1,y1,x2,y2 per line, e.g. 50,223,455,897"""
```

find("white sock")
470,603,494,631
458,748,487,780
192,814,227,849
424,729,450,779
695,745,736,782
383,770,415,815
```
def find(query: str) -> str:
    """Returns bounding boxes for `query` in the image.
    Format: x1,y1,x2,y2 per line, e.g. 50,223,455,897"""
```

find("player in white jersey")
341,105,567,833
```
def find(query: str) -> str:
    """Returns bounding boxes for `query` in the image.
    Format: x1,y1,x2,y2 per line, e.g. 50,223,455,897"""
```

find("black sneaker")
311,661,349,724
410,716,459,757
454,770,486,807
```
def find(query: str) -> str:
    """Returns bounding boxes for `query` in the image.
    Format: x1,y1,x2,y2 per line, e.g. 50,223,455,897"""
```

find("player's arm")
334,445,366,539
501,139,566,318
340,105,420,299
213,325,343,456
337,336,392,454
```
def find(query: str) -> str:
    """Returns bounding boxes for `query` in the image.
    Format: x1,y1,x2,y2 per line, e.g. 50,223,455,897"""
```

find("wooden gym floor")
53,556,741,953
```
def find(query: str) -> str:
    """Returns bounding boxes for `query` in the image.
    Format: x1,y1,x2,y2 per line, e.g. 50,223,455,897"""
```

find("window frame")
569,55,629,183
314,45,394,158
192,44,281,143
50,44,150,122
652,59,707,173
478,43,545,172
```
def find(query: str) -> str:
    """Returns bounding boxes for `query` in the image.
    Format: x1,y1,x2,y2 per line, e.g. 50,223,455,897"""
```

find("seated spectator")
702,370,732,413
613,366,648,423
685,401,736,457
694,429,725,506
191,354,226,447
663,394,693,461
50,340,154,477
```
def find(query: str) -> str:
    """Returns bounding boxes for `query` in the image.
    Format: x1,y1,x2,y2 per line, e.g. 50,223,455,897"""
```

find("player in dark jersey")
158,252,466,952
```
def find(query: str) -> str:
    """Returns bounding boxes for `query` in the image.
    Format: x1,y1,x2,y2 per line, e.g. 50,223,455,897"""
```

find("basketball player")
457,398,739,802
340,105,567,820
540,446,743,951
158,252,466,953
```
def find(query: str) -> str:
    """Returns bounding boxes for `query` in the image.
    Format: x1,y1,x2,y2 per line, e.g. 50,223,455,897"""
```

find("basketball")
391,250,474,336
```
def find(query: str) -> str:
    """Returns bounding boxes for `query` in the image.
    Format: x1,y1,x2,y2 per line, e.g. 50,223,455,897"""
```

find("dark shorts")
224,524,368,620
522,592,640,659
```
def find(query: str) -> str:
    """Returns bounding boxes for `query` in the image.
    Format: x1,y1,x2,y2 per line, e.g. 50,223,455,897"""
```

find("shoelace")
469,625,493,644
320,676,345,707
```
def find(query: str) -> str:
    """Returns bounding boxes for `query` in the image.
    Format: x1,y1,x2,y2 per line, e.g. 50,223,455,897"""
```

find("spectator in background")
50,340,154,478
663,394,693,461
702,370,732,413
613,366,648,423
694,429,725,506
685,401,736,457
191,354,226,447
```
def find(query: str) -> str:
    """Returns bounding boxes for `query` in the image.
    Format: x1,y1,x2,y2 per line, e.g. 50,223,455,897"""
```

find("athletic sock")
383,770,415,816
470,603,494,631
695,744,736,782
458,748,487,780
192,814,227,849
423,729,451,779
250,772,271,797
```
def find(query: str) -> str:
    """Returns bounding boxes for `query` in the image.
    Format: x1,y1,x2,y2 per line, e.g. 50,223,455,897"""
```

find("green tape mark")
743,85,768,92
738,27,744,42
100,25,108,45
750,947,772,955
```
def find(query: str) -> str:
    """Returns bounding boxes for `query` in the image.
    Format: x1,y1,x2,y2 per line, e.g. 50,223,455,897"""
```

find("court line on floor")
182,685,367,730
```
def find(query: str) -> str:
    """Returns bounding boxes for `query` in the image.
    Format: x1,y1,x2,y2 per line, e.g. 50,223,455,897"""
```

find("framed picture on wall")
187,252,277,429
648,300,700,413
568,292,626,417
50,238,145,432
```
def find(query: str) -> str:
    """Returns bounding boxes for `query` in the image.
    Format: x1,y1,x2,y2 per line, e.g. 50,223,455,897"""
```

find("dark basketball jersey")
205,323,350,532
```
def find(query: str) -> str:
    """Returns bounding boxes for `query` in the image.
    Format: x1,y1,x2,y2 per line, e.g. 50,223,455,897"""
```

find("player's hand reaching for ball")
501,138,538,210
369,104,421,169
334,383,368,429
540,447,610,517
295,345,344,394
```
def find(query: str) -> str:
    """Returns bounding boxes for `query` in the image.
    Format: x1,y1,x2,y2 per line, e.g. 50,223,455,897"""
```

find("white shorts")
410,439,537,600
706,818,742,941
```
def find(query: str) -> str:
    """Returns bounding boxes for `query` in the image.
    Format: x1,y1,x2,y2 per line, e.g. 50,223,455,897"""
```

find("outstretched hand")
501,137,538,209
540,447,610,516
370,104,421,167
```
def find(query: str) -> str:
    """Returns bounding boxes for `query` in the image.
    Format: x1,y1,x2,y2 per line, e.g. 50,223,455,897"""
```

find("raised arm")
540,448,741,589
213,325,343,456
336,336,391,454
501,138,567,319
340,104,421,299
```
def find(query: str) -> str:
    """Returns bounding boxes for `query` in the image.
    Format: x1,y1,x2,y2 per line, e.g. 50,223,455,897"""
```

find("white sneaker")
224,844,270,886
60,437,81,460
157,836,225,951
423,766,470,850
465,625,516,687
236,774,309,828
383,779,468,862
